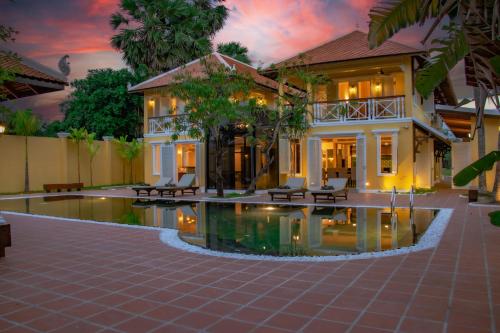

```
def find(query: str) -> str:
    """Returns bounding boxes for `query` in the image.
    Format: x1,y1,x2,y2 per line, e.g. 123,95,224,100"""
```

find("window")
152,144,161,175
338,81,350,100
290,140,301,175
375,132,398,175
358,81,371,98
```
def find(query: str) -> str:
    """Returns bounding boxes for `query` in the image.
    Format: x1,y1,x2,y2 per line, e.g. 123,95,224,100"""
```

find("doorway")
321,137,357,187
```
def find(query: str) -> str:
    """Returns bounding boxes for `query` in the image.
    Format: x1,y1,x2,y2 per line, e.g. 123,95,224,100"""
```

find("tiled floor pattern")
0,189,499,332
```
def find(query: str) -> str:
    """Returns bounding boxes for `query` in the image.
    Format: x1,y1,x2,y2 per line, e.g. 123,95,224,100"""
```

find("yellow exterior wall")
140,55,441,193
0,135,144,194
299,121,414,191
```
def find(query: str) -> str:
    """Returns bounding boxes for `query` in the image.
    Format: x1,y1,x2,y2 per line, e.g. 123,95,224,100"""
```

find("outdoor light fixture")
0,123,5,135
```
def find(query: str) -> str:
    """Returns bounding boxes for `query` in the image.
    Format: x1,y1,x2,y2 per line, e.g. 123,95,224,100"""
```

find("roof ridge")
270,30,423,68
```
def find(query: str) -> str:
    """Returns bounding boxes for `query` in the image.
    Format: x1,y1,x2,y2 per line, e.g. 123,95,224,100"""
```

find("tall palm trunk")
24,136,29,193
473,88,487,193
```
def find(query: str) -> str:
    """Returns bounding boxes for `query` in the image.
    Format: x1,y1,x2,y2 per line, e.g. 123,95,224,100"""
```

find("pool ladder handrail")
409,185,415,211
390,186,397,214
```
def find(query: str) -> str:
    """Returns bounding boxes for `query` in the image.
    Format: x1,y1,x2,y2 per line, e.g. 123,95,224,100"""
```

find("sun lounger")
131,177,172,196
310,178,348,203
157,174,199,197
268,177,307,202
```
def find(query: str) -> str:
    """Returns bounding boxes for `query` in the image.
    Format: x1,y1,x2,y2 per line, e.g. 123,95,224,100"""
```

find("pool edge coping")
159,208,453,262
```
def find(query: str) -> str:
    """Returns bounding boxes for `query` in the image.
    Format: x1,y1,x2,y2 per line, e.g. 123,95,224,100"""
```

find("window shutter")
161,144,175,180
279,138,290,174
307,138,321,189
392,132,398,174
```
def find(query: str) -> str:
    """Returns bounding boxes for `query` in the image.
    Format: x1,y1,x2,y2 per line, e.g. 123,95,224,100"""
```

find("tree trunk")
24,136,29,193
474,87,487,193
215,135,224,197
477,122,487,192
246,152,274,195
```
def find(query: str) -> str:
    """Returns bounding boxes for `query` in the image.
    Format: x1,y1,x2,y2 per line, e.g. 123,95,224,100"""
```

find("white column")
356,134,366,190
279,138,290,174
161,144,176,181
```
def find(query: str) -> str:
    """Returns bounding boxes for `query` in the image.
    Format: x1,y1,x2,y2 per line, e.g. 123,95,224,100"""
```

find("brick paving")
0,189,499,332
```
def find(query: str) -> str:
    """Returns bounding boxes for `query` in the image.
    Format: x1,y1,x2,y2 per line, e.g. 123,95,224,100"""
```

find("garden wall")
0,135,144,194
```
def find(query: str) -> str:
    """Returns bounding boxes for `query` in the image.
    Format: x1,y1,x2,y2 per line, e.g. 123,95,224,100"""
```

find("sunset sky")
0,0,469,121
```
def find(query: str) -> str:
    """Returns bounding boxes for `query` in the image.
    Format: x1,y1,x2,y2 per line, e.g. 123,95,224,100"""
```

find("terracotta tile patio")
0,189,499,332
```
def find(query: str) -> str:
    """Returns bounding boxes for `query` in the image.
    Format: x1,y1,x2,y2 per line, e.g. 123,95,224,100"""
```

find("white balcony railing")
313,96,405,123
148,115,177,134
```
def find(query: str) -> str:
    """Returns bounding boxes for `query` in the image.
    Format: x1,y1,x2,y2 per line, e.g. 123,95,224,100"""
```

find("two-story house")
130,31,457,193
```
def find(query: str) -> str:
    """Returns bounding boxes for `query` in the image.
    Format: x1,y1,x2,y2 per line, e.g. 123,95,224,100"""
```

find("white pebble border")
159,208,453,262
0,196,453,262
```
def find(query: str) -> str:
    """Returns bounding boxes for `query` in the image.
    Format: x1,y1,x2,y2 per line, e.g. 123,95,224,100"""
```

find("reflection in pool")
0,196,438,257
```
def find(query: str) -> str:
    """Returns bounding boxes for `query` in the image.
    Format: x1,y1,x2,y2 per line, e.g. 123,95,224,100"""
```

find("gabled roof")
129,53,295,94
0,48,68,100
273,30,424,67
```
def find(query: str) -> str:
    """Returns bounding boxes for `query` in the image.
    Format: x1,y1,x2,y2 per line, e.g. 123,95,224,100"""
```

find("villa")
130,31,494,193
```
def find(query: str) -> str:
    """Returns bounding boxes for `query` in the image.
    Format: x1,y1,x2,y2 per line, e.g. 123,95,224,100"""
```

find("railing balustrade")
313,96,405,123
148,115,178,134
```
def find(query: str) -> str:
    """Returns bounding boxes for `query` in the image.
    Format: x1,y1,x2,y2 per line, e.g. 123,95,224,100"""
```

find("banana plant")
453,150,499,226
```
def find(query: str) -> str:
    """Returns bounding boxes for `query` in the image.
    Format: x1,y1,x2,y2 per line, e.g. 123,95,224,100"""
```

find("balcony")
148,115,176,134
313,96,405,124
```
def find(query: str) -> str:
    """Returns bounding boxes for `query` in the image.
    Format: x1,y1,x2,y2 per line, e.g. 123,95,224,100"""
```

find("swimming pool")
0,195,443,257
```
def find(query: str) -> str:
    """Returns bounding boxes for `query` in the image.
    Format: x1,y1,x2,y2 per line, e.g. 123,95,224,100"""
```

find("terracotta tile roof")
129,53,300,95
0,49,68,100
274,30,423,67
0,50,67,84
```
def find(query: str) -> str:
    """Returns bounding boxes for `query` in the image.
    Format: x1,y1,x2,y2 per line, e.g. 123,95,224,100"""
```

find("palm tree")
114,135,129,183
114,136,143,184
84,132,100,187
110,0,228,74
217,42,251,64
126,139,143,184
11,110,40,193
69,128,87,184
368,0,500,192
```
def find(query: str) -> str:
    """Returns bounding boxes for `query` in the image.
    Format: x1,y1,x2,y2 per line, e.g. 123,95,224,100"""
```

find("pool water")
0,196,438,257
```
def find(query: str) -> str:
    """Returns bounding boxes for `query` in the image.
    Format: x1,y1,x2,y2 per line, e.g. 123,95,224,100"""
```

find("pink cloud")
216,0,354,64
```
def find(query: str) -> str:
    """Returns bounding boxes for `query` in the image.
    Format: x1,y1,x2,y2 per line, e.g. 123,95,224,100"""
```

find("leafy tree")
41,120,64,137
110,0,228,75
62,68,144,139
244,64,328,194
11,110,40,192
169,60,255,197
69,128,87,184
217,42,251,64
115,136,143,184
368,0,500,192
84,132,100,186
